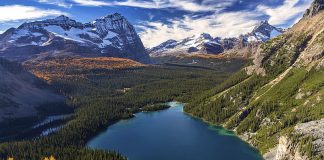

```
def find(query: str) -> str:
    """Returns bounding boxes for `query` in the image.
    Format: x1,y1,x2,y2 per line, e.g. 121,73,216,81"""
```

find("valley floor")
0,57,245,160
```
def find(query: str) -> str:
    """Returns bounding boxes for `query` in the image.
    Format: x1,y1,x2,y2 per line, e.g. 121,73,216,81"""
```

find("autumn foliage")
24,57,147,81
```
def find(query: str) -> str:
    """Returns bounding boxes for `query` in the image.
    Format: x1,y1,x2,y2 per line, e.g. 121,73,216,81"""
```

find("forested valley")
0,57,245,160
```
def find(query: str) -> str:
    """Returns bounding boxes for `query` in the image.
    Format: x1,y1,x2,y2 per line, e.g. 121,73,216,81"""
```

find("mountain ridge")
304,0,324,17
0,13,150,63
149,20,283,57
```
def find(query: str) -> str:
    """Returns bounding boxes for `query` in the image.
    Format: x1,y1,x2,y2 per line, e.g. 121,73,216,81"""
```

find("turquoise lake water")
87,102,263,160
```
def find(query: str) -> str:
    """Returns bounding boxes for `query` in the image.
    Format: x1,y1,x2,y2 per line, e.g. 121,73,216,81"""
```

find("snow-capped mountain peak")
246,20,283,42
149,33,224,57
149,20,284,57
181,33,216,47
0,13,149,63
195,33,213,40
101,13,124,20
53,15,71,21
18,15,84,31
253,20,270,31
148,39,178,54
91,13,137,38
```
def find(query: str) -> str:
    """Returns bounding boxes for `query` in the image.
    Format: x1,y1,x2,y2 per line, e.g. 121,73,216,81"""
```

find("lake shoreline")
183,104,264,159
87,101,263,160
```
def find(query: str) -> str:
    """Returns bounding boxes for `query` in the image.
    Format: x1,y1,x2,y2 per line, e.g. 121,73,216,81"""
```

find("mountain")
149,21,283,57
0,58,64,122
0,13,150,63
149,33,224,57
222,21,284,59
243,20,284,42
304,0,324,17
185,1,324,160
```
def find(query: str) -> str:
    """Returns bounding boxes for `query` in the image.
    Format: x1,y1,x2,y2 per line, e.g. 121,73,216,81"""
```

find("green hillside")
185,5,324,160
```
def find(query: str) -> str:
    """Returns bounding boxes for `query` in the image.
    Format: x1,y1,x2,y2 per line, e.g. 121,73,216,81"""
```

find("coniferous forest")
1,1,323,159
0,58,245,160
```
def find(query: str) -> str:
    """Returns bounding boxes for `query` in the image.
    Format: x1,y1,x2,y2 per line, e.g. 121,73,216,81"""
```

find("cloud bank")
257,0,312,25
37,0,73,8
31,0,313,47
137,0,312,47
0,5,68,22
39,0,236,12
138,11,261,47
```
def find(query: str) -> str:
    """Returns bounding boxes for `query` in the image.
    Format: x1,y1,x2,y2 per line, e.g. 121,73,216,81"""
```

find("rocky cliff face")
0,13,150,63
243,20,283,42
264,119,324,160
304,0,324,17
295,119,324,157
263,136,306,160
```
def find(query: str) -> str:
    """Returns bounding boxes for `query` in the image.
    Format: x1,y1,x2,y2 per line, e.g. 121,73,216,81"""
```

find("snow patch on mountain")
149,33,224,57
245,20,283,42
149,20,284,57
0,13,150,63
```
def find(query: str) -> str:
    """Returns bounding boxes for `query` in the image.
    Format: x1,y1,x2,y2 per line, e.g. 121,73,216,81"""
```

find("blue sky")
0,0,312,47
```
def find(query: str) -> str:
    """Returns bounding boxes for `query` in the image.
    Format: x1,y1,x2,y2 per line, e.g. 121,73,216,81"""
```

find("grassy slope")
185,11,324,159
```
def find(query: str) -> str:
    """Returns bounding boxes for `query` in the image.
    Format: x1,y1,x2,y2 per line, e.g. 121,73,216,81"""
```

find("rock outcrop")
263,136,306,160
295,119,324,156
304,0,324,17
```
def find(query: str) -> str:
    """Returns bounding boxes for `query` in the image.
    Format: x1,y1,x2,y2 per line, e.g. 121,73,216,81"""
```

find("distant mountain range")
149,20,284,57
0,12,286,62
0,13,150,63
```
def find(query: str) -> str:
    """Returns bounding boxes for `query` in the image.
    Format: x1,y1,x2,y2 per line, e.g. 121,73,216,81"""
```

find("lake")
87,102,263,160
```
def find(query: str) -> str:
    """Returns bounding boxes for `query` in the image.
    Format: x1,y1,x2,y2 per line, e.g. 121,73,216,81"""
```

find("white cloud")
0,5,68,22
71,0,237,12
138,11,260,47
138,0,312,47
72,0,110,6
163,0,235,12
37,0,73,8
257,0,311,25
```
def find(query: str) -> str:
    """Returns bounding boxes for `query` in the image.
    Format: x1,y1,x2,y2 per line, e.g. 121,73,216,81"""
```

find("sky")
0,0,313,47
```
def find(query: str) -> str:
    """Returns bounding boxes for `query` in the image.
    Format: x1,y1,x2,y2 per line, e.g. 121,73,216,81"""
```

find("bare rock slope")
0,58,64,122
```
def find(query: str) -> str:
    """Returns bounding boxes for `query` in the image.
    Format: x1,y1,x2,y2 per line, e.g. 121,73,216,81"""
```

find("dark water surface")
87,102,262,160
